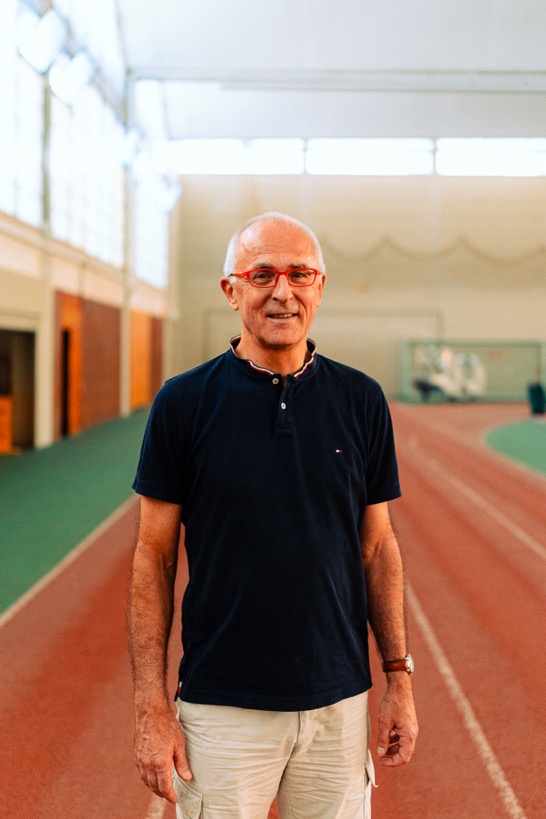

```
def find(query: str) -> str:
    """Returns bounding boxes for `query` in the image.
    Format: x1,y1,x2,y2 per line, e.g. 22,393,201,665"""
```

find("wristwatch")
381,653,414,675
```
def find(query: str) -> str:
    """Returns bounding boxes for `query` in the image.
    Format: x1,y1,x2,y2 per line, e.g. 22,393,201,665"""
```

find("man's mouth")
268,313,296,319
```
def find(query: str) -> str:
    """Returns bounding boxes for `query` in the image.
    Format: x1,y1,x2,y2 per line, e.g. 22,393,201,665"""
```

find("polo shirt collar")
229,336,318,381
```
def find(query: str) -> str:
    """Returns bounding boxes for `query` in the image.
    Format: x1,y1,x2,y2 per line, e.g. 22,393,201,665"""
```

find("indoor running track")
0,403,544,818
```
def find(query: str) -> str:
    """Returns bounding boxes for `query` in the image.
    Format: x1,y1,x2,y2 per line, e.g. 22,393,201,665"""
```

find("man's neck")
234,339,311,377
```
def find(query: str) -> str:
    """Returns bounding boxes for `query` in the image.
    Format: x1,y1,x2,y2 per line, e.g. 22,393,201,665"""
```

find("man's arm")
128,496,192,803
360,501,418,767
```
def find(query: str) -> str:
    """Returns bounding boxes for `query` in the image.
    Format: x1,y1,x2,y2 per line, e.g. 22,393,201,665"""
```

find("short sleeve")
132,381,186,504
364,388,401,505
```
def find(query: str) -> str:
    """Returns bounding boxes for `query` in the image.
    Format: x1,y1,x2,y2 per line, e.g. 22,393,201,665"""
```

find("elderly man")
129,212,418,818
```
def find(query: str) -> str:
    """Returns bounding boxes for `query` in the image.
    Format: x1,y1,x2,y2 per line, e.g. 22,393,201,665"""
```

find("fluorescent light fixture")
18,8,68,73
49,51,96,105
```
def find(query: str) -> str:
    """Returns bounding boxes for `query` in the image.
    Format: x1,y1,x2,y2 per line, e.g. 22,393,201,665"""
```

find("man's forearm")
128,544,177,712
360,503,418,765
363,524,408,661
128,498,191,800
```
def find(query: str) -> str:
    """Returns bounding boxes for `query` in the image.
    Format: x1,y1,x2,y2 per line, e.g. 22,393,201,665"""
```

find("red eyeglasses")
231,268,322,288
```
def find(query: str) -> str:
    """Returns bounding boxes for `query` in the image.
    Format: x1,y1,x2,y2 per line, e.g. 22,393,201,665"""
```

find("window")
0,0,44,225
436,138,546,177
154,139,305,176
153,137,546,178
15,58,44,226
52,0,125,97
50,85,125,265
133,152,170,287
306,139,434,176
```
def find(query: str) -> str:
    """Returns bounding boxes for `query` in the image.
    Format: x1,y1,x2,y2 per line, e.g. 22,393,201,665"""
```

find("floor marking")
408,440,546,562
478,443,546,482
429,419,488,450
431,418,546,481
0,497,137,629
145,794,168,819
398,405,546,481
407,583,527,819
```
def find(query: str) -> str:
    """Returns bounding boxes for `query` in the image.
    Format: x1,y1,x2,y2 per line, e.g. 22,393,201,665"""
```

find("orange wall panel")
56,294,163,434
130,311,152,410
0,396,13,453
150,316,164,396
81,300,121,428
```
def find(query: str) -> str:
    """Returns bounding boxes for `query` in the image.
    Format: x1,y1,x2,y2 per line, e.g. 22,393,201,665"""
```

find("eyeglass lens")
250,269,317,287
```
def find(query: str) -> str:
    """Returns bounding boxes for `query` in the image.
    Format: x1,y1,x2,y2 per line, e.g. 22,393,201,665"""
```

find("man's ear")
220,277,239,311
316,272,326,305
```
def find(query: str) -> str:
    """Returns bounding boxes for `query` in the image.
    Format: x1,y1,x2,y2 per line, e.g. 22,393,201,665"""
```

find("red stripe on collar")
229,336,317,377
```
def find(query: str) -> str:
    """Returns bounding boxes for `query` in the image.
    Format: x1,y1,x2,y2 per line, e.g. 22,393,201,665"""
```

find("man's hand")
134,706,192,804
376,678,418,767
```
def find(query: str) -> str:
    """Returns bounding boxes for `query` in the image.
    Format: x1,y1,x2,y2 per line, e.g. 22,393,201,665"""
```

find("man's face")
221,220,326,360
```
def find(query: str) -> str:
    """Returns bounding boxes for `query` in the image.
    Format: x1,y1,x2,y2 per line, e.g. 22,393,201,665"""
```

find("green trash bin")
527,382,545,414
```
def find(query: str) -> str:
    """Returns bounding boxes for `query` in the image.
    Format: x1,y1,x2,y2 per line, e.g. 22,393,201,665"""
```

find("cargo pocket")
172,772,203,819
364,750,377,819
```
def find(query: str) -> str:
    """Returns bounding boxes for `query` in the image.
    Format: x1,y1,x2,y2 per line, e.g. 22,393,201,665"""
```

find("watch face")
405,654,415,674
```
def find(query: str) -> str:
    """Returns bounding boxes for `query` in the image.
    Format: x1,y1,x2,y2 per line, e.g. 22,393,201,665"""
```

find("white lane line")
145,794,168,819
0,497,137,629
407,583,527,819
408,440,546,562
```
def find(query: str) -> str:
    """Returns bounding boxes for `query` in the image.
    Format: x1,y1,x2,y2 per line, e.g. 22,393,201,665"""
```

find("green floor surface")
486,418,546,476
0,410,149,614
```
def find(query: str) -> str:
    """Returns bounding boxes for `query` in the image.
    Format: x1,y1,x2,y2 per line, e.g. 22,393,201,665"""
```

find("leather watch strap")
381,654,414,674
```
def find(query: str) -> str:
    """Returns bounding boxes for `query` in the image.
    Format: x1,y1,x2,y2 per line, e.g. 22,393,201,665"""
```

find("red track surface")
1,404,544,818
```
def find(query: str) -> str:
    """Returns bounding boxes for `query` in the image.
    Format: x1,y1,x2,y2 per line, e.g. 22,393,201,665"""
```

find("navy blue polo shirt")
133,339,401,711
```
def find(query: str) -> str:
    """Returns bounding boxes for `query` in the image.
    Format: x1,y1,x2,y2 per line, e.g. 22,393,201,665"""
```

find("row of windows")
0,47,44,227
49,89,126,267
154,138,546,177
0,0,170,288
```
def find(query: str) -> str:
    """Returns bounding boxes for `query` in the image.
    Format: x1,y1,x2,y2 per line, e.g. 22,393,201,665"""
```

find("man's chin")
262,334,301,350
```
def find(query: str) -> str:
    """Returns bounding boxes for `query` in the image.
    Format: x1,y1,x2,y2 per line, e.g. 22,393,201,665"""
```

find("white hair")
223,212,325,277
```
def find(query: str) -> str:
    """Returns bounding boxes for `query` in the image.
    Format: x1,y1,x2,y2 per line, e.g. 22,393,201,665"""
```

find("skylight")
153,138,546,177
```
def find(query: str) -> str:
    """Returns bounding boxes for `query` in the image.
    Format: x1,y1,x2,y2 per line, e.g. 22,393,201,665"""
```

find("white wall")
171,174,546,396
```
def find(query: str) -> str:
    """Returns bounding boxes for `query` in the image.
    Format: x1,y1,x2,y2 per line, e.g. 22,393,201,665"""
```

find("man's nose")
271,272,293,298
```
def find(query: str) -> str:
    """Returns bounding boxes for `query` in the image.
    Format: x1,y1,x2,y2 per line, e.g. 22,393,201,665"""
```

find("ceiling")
115,0,546,140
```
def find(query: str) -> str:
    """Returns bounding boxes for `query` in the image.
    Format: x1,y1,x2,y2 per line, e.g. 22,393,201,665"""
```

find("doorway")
0,329,36,449
60,329,70,437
